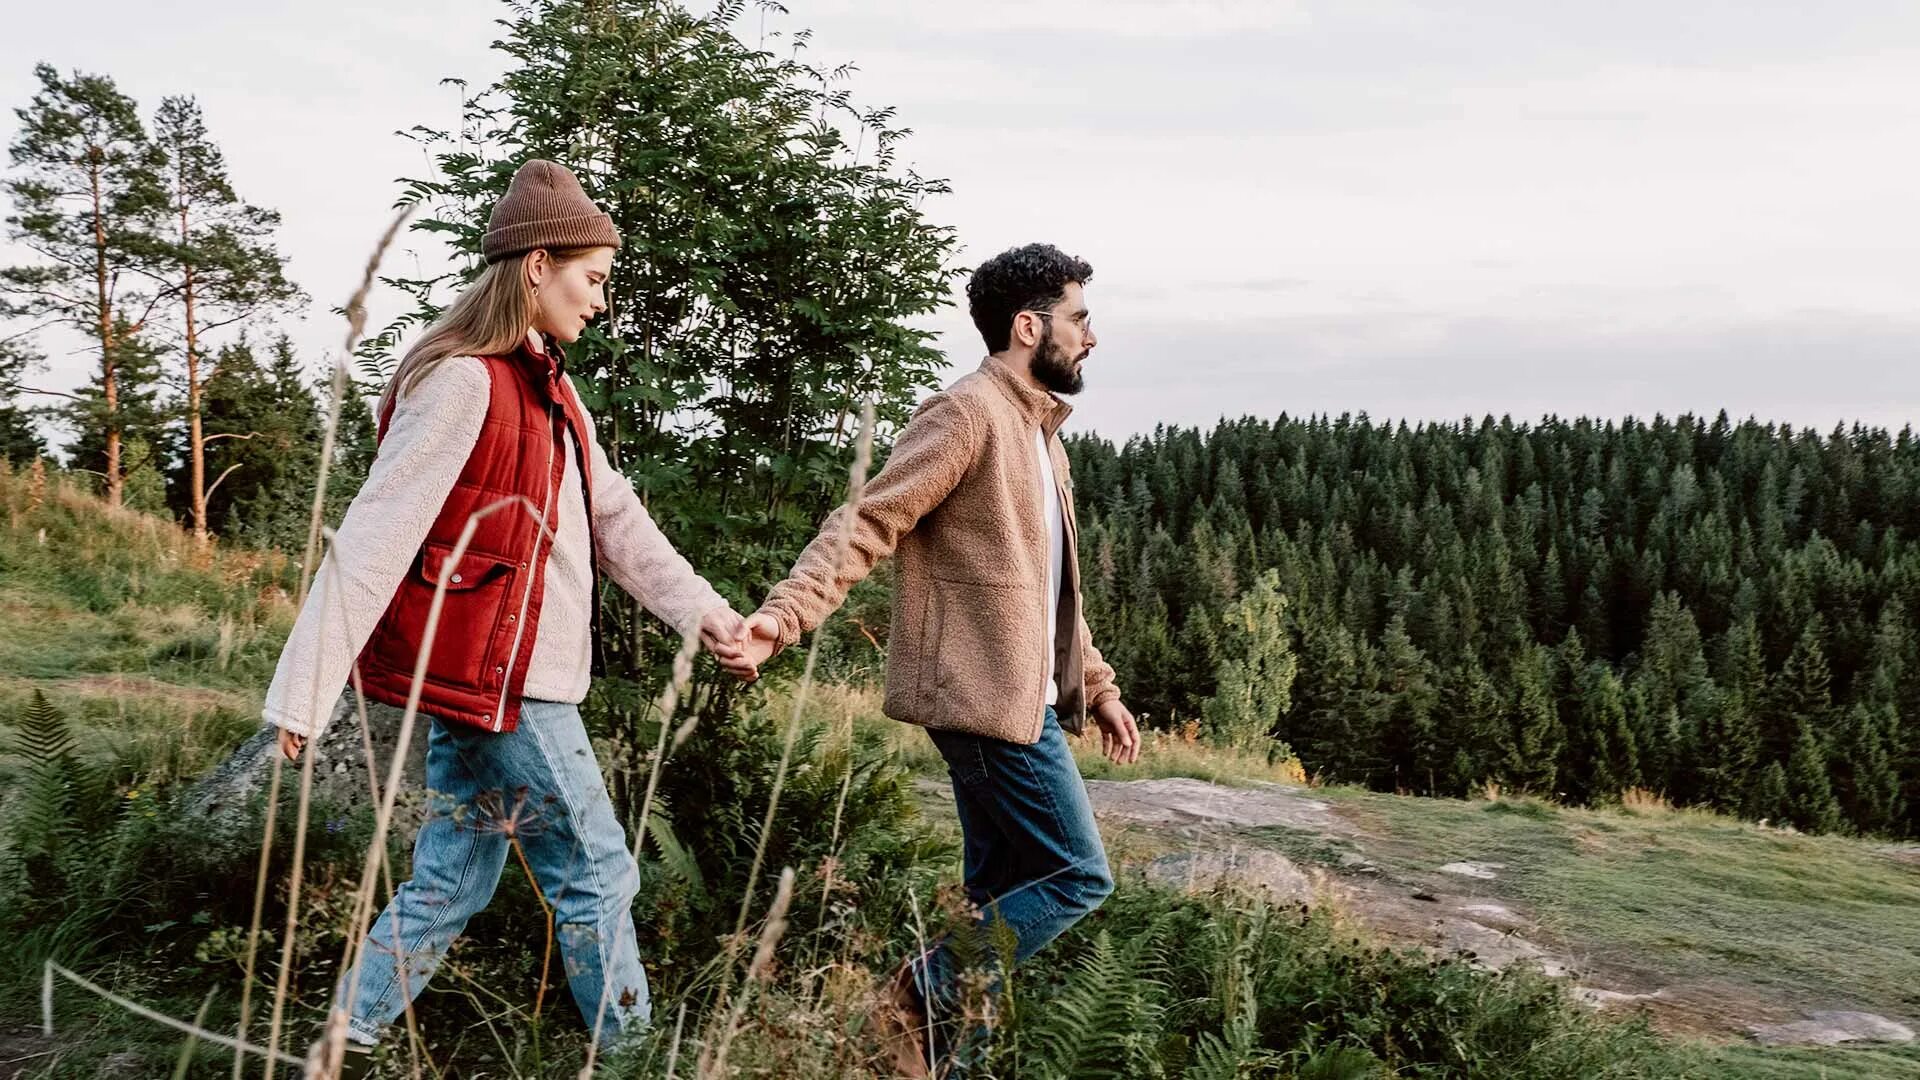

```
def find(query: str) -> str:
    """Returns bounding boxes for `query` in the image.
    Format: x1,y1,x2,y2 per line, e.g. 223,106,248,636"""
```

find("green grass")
810,680,1309,788
0,470,295,789
1696,1043,1920,1079
1293,790,1920,1024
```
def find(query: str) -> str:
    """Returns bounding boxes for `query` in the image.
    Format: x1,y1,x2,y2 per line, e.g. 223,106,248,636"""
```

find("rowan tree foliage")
362,0,959,764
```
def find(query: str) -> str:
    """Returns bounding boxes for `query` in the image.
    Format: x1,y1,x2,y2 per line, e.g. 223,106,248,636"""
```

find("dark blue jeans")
911,706,1114,1023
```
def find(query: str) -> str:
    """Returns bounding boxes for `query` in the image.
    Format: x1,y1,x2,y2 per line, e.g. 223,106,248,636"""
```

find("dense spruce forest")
1066,412,1919,838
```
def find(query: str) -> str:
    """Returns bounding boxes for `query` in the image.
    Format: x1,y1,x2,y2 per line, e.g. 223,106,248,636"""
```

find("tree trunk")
91,158,121,508
181,193,206,546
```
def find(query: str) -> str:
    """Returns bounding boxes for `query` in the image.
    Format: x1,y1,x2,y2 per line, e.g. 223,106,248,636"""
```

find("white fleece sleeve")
261,358,492,738
577,406,729,637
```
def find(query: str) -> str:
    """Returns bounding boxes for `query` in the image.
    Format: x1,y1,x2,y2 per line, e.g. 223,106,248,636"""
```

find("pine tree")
0,339,47,465
58,316,170,511
1376,614,1437,791
1784,718,1843,834
1766,624,1834,763
1497,645,1564,795
151,94,301,545
1834,703,1904,835
1287,619,1369,781
2,63,168,506
1577,661,1638,800
1747,760,1790,824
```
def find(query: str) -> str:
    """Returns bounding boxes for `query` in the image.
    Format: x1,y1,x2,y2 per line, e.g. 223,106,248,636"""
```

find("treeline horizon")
1058,408,1919,838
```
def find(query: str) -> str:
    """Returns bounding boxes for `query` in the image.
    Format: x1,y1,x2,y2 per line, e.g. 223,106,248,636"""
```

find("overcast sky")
5,0,1919,442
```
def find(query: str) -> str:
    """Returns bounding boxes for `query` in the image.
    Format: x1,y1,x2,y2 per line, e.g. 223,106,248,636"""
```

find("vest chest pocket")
385,541,522,693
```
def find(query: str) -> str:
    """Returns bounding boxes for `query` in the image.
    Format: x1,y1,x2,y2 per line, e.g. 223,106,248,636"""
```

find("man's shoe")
302,1034,377,1080
335,1042,377,1080
871,961,933,1079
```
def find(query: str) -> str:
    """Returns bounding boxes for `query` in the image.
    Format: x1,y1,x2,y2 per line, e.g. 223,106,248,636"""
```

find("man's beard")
1032,327,1084,395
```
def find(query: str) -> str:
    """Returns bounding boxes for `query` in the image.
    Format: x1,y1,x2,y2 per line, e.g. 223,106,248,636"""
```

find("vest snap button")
450,573,463,584
495,665,505,674
507,613,516,622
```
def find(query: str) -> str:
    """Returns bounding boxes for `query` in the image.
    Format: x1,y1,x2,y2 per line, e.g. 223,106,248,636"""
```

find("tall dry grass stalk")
698,866,797,1079
235,206,411,1080
732,402,875,939
43,961,305,1069
688,403,874,1067
577,628,700,1075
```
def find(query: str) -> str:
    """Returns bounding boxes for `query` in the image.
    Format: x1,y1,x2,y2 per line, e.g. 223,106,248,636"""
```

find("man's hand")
1092,698,1141,765
279,728,306,761
699,606,759,682
740,611,782,672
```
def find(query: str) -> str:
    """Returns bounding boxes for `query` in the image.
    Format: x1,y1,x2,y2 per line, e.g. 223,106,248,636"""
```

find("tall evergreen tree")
151,95,301,545
1499,645,1565,795
58,315,170,511
1784,718,1843,834
2,63,168,506
0,339,47,465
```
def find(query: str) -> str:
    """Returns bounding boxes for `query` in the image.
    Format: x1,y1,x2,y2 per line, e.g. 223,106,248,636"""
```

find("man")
741,242,1142,1075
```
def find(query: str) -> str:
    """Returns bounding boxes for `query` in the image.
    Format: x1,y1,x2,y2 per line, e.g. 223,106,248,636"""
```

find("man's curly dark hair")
966,243,1094,354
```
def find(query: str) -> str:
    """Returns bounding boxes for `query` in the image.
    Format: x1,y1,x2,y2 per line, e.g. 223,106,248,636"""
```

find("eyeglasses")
1025,309,1093,334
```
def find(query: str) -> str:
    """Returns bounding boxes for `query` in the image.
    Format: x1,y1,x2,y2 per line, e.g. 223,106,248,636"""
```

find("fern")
1023,929,1169,1079
6,691,83,864
1294,1045,1388,1080
642,798,706,893
15,689,76,766
1183,968,1263,1080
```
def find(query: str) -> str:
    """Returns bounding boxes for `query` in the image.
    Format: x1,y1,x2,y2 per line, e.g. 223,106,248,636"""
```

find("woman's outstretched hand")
279,728,306,761
700,606,760,682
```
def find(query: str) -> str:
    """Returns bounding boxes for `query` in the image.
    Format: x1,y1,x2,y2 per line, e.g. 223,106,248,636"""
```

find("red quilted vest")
353,338,598,733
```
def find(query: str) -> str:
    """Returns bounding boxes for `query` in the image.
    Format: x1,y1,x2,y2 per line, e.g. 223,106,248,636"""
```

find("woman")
262,159,754,1055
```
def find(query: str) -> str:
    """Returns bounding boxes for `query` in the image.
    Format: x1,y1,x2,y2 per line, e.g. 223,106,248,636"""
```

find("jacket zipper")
493,399,560,731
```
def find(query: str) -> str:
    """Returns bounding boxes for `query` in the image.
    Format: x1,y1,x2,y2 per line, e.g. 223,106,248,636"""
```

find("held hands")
698,607,786,682
699,606,761,682
704,609,781,683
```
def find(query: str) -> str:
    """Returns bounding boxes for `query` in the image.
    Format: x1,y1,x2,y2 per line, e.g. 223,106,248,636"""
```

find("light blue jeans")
341,698,647,1047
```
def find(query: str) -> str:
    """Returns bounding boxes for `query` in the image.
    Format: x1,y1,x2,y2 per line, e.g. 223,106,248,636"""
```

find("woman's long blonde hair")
377,247,593,418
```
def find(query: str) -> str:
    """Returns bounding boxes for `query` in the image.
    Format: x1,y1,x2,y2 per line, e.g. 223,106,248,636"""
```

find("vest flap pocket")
416,543,517,592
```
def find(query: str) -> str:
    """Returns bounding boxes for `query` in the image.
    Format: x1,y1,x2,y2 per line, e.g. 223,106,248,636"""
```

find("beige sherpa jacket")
757,357,1121,744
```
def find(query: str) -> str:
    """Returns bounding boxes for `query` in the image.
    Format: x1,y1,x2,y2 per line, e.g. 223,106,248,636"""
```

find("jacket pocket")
927,578,1042,731
373,542,521,693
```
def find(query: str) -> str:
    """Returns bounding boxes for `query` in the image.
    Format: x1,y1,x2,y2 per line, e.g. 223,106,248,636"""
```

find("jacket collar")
514,328,569,394
979,356,1074,437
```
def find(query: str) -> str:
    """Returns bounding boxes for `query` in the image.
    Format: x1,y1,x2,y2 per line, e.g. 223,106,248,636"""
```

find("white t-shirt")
1035,428,1065,705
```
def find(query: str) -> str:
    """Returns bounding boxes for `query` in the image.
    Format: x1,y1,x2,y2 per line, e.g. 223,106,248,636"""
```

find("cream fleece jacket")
262,349,728,739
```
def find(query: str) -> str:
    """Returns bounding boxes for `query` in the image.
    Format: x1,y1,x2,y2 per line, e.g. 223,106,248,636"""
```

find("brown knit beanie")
481,159,622,264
